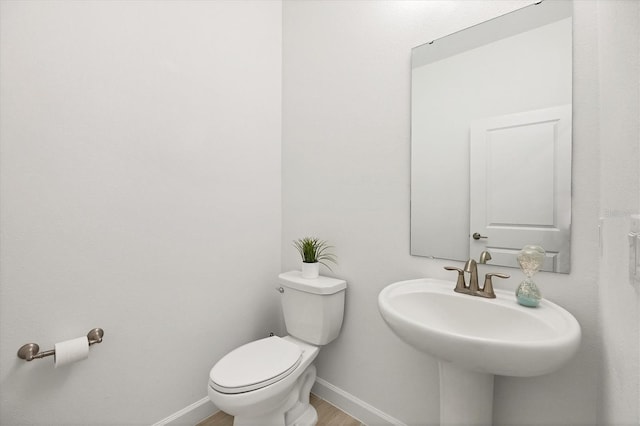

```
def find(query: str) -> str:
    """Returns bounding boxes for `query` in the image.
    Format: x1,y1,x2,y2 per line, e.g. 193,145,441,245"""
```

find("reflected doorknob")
472,232,488,240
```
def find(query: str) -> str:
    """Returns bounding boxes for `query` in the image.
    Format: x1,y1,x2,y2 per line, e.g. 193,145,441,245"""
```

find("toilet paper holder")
17,328,104,361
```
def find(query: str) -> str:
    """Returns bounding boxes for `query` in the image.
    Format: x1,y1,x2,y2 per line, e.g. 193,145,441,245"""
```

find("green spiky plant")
293,237,337,270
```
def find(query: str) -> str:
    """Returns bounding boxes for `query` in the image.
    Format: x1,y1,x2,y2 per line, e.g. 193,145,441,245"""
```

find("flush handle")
275,287,284,294
472,232,488,240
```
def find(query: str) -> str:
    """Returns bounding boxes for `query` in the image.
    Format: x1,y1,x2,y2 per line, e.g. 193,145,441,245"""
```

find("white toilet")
208,271,347,426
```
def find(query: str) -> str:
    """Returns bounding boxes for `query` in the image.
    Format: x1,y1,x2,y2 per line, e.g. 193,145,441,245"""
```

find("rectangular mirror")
410,0,572,272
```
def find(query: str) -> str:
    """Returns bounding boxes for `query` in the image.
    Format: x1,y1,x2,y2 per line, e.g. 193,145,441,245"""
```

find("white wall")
0,1,282,424
596,0,640,424
282,1,601,424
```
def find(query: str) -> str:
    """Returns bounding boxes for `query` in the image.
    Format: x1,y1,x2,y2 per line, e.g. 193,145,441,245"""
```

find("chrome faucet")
464,258,480,293
443,259,479,295
444,251,509,298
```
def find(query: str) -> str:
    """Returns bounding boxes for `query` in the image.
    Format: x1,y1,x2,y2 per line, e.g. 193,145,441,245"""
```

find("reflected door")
469,105,571,272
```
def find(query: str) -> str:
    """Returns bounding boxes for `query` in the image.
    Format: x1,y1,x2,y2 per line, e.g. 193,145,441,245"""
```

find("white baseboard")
153,379,404,426
151,397,217,426
312,377,406,426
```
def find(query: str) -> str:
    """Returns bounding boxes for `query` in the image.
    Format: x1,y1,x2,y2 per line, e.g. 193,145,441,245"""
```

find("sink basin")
378,278,581,377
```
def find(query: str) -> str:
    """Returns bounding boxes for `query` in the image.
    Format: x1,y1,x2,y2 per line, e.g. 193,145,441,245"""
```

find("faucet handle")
480,272,510,298
444,266,468,293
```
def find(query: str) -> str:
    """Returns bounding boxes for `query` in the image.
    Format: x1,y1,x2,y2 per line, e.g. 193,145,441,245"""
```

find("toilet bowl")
207,271,347,426
208,336,319,426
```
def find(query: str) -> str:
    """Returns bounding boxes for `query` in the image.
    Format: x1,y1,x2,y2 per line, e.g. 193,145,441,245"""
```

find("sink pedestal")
439,362,493,425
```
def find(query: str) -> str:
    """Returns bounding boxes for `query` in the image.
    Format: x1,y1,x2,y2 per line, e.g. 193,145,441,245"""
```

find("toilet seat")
209,336,303,394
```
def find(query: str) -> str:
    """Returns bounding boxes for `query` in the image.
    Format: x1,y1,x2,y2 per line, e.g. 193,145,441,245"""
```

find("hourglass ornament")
516,245,546,307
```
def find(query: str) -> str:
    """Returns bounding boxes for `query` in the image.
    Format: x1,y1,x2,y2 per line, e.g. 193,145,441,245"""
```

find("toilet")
208,271,347,426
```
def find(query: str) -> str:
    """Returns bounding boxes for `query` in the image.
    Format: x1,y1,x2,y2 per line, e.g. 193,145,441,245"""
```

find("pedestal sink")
378,278,581,425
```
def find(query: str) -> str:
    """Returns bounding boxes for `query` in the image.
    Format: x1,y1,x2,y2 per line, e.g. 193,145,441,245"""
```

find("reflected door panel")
469,105,571,272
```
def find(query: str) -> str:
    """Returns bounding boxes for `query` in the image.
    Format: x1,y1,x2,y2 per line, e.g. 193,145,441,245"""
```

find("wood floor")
197,394,363,426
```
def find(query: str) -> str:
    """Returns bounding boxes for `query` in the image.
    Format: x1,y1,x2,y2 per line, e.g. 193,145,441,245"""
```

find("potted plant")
293,237,337,279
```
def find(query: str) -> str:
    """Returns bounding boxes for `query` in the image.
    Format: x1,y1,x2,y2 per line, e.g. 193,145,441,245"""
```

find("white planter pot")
301,262,320,279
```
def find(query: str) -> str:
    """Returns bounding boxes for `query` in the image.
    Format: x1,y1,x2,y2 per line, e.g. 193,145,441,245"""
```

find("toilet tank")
278,271,347,345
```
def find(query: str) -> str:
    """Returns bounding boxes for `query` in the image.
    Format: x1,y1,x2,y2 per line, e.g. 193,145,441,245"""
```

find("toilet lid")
209,336,303,394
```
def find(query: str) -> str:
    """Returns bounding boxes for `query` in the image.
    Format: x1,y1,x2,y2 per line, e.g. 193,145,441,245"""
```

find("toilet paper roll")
54,337,89,368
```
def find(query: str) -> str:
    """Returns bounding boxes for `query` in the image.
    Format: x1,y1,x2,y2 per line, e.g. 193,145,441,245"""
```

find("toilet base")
232,405,317,426
287,404,317,426
232,364,318,426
